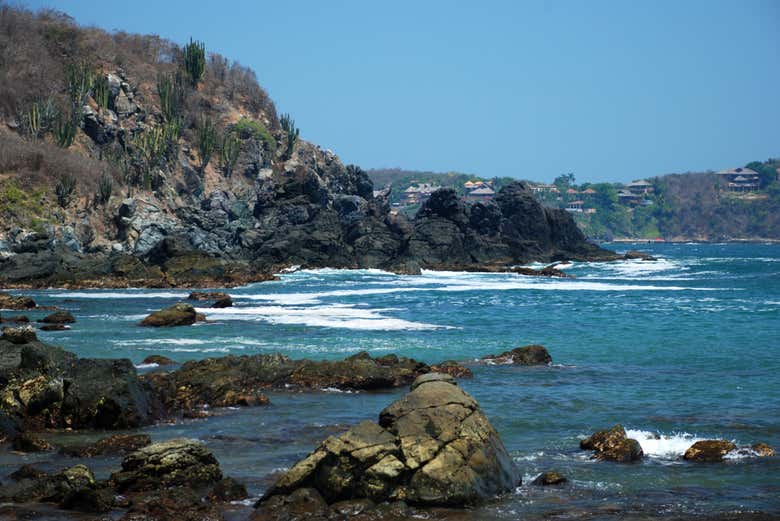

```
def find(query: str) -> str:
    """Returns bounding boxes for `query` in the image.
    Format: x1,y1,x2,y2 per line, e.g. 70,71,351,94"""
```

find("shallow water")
2,243,779,519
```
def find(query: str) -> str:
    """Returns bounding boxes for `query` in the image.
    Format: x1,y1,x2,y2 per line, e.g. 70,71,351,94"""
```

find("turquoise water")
2,243,780,519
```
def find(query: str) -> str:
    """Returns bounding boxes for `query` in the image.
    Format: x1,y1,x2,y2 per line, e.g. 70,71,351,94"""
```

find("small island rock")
580,424,644,462
39,311,76,324
481,344,552,365
139,303,198,327
683,440,737,462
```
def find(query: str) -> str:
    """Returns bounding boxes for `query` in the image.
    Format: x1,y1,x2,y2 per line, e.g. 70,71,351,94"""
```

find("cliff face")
0,7,611,287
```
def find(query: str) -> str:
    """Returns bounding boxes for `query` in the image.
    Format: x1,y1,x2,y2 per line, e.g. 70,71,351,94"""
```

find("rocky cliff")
0,6,613,287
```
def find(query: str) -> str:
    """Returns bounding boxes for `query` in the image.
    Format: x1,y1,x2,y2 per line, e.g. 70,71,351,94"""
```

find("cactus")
66,61,94,108
92,75,110,109
280,113,299,160
96,172,113,205
54,111,78,148
196,117,217,174
22,98,58,139
219,129,241,177
183,37,206,87
156,71,186,122
55,173,77,208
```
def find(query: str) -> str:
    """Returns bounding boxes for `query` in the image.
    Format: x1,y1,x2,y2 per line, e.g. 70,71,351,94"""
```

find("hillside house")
717,168,760,192
465,186,496,202
565,200,584,212
617,190,642,205
401,183,441,205
627,180,654,195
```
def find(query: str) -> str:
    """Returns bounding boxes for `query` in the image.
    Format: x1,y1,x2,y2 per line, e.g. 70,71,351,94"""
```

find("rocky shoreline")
1,329,774,520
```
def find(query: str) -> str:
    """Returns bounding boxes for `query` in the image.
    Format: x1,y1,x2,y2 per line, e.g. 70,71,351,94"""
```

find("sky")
20,0,780,183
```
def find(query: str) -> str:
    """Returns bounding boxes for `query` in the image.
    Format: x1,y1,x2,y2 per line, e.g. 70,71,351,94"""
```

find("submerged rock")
141,354,176,366
260,372,519,511
683,440,737,462
187,291,230,301
0,463,109,512
40,324,71,331
580,425,643,462
531,471,567,486
1,314,30,323
751,443,775,457
60,434,152,457
623,250,657,261
212,296,233,308
139,303,198,327
11,432,53,452
481,344,552,365
39,311,76,324
511,264,571,278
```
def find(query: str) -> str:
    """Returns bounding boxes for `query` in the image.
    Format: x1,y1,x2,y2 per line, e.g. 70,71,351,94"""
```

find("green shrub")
233,117,275,153
182,37,205,87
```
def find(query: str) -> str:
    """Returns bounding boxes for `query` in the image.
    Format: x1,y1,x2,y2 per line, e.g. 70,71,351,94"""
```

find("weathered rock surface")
429,360,473,378
0,463,111,512
511,264,572,278
683,440,737,462
11,432,53,452
1,325,37,344
212,296,233,308
0,292,36,310
140,303,198,327
141,354,177,366
188,291,230,301
260,372,519,511
481,344,552,365
110,438,223,492
580,425,644,462
751,442,775,457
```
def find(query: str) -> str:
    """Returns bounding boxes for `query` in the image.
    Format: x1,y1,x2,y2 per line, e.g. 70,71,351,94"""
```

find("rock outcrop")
531,471,567,486
580,425,644,462
0,292,36,310
683,440,736,462
258,373,519,514
481,344,553,365
60,434,152,457
39,311,76,324
139,303,199,327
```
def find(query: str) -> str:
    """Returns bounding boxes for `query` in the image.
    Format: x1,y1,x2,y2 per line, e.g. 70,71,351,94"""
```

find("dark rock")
261,373,519,508
141,354,176,366
531,471,567,486
111,438,223,492
1,325,37,344
623,250,657,261
429,360,473,378
580,425,644,462
0,463,98,507
60,434,152,457
39,311,76,324
512,263,572,278
0,292,36,310
683,440,737,462
211,296,233,308
123,487,223,521
10,464,48,481
140,303,197,327
61,486,115,513
209,477,248,502
481,344,552,365
2,315,30,323
39,324,70,331
11,433,53,452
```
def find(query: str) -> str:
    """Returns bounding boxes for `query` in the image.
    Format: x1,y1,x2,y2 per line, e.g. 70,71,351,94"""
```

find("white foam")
626,429,703,459
57,291,189,299
134,362,159,369
201,303,452,331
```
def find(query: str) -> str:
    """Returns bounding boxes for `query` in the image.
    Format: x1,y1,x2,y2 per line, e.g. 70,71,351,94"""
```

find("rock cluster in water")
257,373,519,518
580,425,644,462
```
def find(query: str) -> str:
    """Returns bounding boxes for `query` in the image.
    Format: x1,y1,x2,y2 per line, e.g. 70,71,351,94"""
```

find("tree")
553,172,575,190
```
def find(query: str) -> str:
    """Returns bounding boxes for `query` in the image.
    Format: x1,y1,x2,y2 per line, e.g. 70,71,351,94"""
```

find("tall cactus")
66,61,94,108
183,38,206,87
55,174,77,208
196,116,217,174
156,71,186,122
54,111,78,148
96,172,113,205
219,129,241,178
23,98,58,140
92,75,110,109
280,113,299,160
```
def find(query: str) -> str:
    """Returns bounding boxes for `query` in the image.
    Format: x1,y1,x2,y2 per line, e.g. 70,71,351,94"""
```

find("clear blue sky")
21,0,780,183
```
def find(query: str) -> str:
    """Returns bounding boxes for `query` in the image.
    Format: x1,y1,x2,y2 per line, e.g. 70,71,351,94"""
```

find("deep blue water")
2,243,779,519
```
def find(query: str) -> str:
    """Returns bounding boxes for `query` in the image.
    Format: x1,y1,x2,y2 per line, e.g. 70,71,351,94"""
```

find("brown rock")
9,464,48,481
1,325,37,344
429,360,473,378
751,443,775,457
140,303,198,327
2,315,30,323
212,296,233,308
0,292,36,310
60,434,152,457
12,433,54,452
580,425,643,462
40,324,70,331
683,440,737,462
142,354,176,366
188,291,230,301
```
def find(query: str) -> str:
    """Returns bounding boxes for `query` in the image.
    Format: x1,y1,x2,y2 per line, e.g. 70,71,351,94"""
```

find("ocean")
2,242,779,519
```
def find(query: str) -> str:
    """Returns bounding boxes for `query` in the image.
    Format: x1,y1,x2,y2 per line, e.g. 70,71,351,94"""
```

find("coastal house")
617,190,642,205
565,200,584,212
566,188,579,195
627,180,654,195
401,183,441,205
465,186,496,202
716,168,760,192
582,188,596,196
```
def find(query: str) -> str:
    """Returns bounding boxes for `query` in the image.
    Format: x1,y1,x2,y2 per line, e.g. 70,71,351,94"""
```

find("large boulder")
140,303,198,327
0,463,111,512
39,311,76,324
1,325,37,344
580,425,644,462
260,373,519,511
481,344,552,365
110,438,223,492
683,440,736,462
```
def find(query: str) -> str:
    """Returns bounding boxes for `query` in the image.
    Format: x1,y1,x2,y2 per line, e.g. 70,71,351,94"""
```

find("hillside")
371,162,780,242
0,6,613,287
